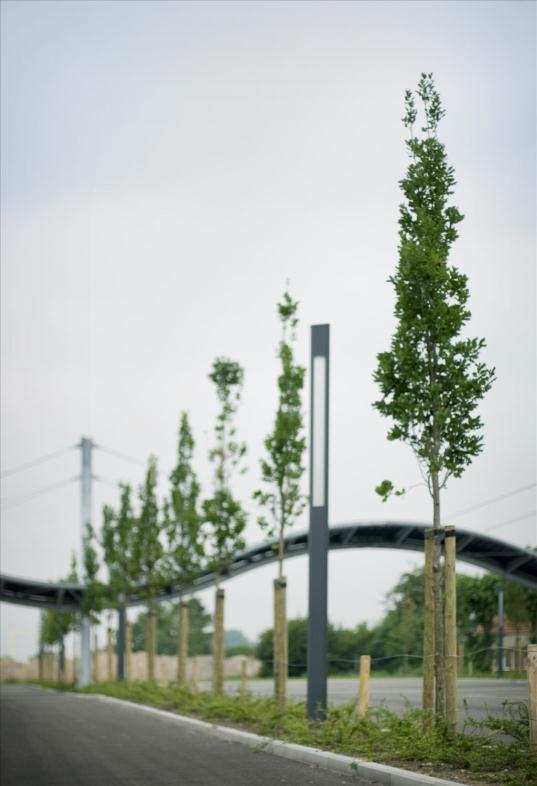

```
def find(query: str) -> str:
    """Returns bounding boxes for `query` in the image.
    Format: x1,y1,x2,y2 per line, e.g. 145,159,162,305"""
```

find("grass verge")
75,681,534,786
4,679,532,786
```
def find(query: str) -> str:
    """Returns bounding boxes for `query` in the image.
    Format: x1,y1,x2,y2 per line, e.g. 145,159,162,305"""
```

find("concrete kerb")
74,692,468,786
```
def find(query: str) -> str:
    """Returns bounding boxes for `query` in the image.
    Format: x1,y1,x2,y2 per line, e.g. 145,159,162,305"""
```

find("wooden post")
273,578,287,710
357,655,371,718
212,588,225,695
177,601,189,684
125,621,132,682
528,644,537,753
107,624,114,681
422,529,435,727
92,631,99,683
444,526,458,734
146,606,157,682
240,657,248,698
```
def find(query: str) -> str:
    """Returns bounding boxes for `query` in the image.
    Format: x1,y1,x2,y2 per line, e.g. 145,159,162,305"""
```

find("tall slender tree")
131,456,164,681
373,73,495,719
41,554,80,682
82,523,103,620
203,358,248,694
164,412,205,682
254,290,306,708
101,484,136,599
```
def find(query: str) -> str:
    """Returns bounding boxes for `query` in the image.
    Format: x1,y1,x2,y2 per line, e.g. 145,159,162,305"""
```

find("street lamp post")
78,436,93,688
307,324,330,720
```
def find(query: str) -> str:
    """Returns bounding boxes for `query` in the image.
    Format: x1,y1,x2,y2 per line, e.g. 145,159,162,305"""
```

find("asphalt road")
0,684,372,786
217,677,528,724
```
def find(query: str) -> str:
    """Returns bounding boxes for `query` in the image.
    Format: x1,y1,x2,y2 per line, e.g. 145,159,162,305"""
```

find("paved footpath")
0,684,373,786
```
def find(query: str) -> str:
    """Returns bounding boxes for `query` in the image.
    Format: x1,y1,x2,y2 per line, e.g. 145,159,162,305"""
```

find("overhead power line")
447,483,536,521
94,475,122,488
1,446,75,479
1,476,78,511
484,510,536,533
95,445,145,467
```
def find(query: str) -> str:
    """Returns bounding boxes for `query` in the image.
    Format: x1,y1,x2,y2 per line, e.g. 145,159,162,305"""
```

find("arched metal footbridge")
1,521,536,610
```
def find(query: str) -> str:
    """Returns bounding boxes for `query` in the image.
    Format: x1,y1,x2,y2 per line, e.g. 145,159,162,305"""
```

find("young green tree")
41,554,80,682
101,483,137,604
164,412,205,682
203,358,248,694
131,456,164,681
253,290,306,707
82,523,103,621
373,74,495,718
165,412,204,584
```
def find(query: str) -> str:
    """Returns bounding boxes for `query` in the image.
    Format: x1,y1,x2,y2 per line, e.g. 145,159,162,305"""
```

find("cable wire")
484,510,536,533
446,483,536,521
1,446,75,479
1,476,78,511
95,445,145,467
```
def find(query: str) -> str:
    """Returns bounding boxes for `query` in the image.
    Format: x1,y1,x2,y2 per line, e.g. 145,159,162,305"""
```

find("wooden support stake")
125,622,132,682
146,607,157,682
240,657,248,697
444,525,458,735
177,601,189,684
357,655,371,718
528,644,537,753
273,577,288,710
422,529,435,727
212,588,225,695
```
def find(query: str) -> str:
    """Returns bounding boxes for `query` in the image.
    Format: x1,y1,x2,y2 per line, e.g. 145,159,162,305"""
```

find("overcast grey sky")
1,0,535,661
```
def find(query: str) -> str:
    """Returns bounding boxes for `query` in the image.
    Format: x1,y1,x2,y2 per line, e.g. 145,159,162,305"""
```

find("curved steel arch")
1,521,536,610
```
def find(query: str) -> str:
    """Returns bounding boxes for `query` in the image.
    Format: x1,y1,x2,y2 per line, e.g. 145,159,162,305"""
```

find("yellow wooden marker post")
357,655,371,718
240,657,248,698
444,526,458,735
212,588,225,695
178,601,189,684
528,644,537,753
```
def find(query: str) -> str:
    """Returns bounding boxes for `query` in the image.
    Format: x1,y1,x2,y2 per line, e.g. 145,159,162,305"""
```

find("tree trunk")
431,469,446,720
38,645,44,682
273,577,287,710
212,588,225,695
125,621,133,682
146,605,157,682
59,637,66,683
177,600,189,684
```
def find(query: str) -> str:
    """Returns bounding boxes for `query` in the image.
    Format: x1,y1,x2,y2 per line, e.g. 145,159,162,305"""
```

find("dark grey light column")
117,604,126,681
307,324,330,720
497,586,505,676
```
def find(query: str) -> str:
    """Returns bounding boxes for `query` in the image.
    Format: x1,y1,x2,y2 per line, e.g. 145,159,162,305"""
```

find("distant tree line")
256,569,537,677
